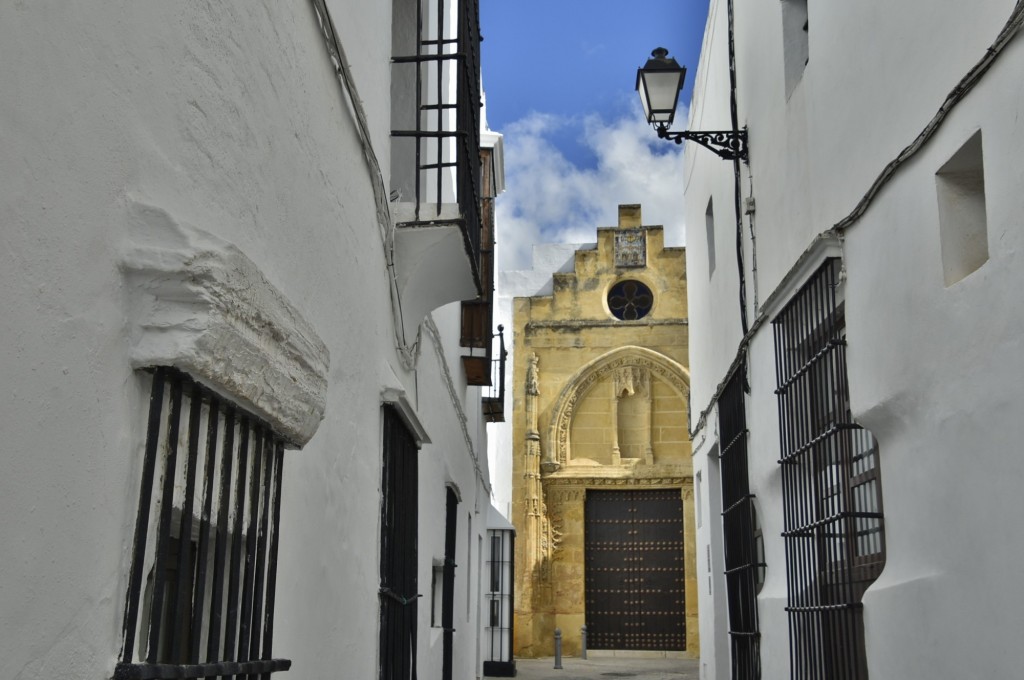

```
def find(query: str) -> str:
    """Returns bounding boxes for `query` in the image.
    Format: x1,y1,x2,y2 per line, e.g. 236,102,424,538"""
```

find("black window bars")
718,365,762,680
117,367,289,680
379,406,420,680
441,488,459,680
772,258,885,680
483,529,515,675
392,0,484,289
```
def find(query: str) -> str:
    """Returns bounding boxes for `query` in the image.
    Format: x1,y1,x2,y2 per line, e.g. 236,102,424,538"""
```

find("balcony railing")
482,325,506,423
391,0,484,291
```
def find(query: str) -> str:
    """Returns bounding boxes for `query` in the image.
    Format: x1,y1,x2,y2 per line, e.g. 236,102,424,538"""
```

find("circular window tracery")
607,280,654,320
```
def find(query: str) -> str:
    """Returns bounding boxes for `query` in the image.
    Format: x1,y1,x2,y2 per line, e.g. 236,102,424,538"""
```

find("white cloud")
494,108,687,273
486,110,688,518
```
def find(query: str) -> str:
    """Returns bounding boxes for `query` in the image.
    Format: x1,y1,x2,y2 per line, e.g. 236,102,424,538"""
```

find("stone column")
524,353,543,568
644,376,655,465
610,382,621,465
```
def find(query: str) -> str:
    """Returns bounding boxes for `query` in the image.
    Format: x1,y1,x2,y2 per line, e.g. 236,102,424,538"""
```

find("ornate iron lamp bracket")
656,124,748,162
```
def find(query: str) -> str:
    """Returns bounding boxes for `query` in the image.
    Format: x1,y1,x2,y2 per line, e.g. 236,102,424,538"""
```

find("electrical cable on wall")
833,0,1024,234
309,2,497,492
727,0,750,341
746,168,759,315
424,315,493,496
689,0,1024,439
309,0,421,370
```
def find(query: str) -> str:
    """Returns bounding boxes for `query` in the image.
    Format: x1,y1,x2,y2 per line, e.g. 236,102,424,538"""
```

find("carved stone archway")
545,346,690,469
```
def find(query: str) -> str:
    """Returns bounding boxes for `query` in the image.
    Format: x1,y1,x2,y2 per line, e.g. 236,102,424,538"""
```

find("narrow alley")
514,656,699,680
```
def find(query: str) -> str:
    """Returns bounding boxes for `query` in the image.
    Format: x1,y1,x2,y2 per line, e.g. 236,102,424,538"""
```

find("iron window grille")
772,258,885,680
379,406,421,680
490,535,502,594
483,528,515,676
392,0,485,289
718,365,763,680
117,367,290,680
441,487,459,680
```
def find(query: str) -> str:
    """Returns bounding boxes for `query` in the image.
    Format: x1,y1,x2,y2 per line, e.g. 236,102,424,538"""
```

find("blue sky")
480,0,711,270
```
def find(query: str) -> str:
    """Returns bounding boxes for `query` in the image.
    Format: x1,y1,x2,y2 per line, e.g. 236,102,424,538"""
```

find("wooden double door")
584,489,685,651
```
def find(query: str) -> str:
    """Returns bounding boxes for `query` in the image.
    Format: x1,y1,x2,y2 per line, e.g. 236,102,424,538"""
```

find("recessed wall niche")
935,130,988,286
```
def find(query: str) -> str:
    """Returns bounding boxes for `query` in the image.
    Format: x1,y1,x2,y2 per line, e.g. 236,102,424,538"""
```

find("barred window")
117,368,290,680
772,258,885,680
718,366,762,680
379,405,420,680
441,488,459,680
483,527,515,676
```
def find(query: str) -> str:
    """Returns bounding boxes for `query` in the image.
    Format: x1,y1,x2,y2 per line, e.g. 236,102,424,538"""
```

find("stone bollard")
554,628,563,669
580,625,587,660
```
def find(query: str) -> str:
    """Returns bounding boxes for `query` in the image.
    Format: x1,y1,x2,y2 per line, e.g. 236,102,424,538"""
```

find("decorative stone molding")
526,318,687,331
547,512,564,556
526,352,540,397
544,476,691,489
547,346,690,468
614,366,649,398
121,201,329,448
546,487,587,503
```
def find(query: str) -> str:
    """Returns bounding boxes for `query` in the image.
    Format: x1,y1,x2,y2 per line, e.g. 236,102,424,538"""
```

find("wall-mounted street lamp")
636,48,748,162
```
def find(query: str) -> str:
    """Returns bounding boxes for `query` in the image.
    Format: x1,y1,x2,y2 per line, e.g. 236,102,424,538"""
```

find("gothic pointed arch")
545,346,690,469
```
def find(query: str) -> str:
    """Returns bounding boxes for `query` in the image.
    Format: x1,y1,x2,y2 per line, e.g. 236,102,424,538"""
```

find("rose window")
608,280,654,320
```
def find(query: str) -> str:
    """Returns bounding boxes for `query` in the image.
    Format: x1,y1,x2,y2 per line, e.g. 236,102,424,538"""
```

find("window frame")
607,279,655,321
772,258,885,680
717,365,762,680
483,527,515,673
441,487,459,680
379,405,421,680
116,367,290,680
390,0,484,277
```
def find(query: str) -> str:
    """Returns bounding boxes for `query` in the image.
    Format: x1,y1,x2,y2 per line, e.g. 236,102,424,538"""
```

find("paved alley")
507,655,700,680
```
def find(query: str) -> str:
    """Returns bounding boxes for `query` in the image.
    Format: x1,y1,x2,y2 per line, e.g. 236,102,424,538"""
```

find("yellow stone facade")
511,205,697,658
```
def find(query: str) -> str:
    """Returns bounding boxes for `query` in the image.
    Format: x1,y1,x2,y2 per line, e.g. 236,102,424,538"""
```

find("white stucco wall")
685,1,1024,678
0,2,494,679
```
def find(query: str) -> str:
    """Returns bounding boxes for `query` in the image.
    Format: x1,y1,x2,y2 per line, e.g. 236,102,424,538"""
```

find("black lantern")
636,47,748,162
636,47,687,127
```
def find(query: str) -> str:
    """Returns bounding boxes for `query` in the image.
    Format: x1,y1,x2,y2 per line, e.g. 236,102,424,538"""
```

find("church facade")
511,205,698,659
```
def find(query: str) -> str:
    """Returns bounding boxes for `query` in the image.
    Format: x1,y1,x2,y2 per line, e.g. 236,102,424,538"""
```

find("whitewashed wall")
685,1,1024,678
0,2,493,679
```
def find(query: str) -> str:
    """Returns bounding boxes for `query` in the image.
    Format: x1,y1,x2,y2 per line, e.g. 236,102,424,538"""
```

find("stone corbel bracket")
120,202,330,448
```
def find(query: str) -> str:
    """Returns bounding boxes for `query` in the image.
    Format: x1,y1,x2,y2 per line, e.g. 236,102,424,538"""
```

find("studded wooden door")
584,489,685,651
